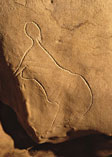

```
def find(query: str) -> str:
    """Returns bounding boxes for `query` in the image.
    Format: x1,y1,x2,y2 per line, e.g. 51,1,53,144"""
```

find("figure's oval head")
25,22,42,41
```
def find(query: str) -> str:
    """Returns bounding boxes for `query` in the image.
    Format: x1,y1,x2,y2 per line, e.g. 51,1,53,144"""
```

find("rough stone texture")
0,101,38,149
1,120,112,157
1,0,112,144
2,149,30,157
0,123,14,156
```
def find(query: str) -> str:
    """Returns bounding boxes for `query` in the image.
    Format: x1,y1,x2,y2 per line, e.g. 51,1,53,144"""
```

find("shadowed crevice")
29,133,112,157
0,101,37,149
0,33,38,148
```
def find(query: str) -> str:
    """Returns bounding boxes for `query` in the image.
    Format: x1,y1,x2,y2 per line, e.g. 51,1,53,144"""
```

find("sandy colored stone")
3,149,30,157
0,0,112,144
29,150,56,157
0,124,14,156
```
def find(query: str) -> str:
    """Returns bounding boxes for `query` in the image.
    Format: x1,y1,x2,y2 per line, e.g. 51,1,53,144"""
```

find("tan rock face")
0,124,14,156
0,0,112,143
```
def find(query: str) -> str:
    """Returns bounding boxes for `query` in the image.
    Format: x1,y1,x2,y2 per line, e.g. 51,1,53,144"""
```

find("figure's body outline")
14,21,93,137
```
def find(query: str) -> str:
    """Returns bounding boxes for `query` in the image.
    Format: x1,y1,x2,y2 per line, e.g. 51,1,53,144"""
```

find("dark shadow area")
0,33,38,149
29,134,112,157
0,101,37,149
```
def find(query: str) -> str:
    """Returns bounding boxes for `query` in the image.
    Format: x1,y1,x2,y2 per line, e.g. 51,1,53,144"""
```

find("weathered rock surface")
1,118,112,157
2,149,30,157
0,0,112,144
0,123,14,156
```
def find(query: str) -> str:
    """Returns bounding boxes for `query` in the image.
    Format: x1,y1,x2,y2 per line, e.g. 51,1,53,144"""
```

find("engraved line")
14,21,60,137
20,67,60,138
20,21,93,118
15,21,93,132
14,23,34,75
33,21,93,117
37,39,93,117
14,22,42,75
20,68,54,105
32,21,43,42
81,77,93,117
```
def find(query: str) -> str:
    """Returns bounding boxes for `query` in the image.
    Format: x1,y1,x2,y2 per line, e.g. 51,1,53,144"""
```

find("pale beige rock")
0,124,14,156
4,149,30,157
0,0,112,144
30,150,56,157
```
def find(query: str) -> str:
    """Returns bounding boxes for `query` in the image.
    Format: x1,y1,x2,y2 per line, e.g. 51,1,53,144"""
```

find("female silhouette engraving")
14,21,93,138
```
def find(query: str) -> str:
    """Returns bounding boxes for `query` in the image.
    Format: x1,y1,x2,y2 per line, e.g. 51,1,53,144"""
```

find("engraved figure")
14,21,93,137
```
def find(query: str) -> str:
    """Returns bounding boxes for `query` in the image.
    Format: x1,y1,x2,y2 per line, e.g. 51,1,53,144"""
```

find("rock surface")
0,0,112,144
0,121,30,157
1,119,112,157
0,123,14,156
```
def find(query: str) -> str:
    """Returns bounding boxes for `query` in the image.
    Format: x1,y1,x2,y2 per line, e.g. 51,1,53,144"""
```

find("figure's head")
24,22,42,42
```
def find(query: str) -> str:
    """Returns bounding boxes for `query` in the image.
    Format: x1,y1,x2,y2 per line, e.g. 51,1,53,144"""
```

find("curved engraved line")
14,22,42,75
14,21,59,137
37,39,93,117
20,67,55,105
14,21,93,135
38,39,93,125
30,21,43,42
14,23,33,75
20,67,60,138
